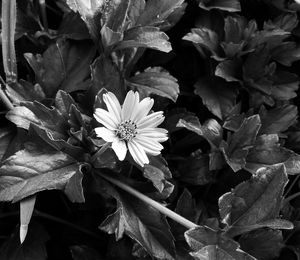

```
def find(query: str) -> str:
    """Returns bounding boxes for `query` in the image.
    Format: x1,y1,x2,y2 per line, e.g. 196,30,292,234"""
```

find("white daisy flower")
94,91,168,167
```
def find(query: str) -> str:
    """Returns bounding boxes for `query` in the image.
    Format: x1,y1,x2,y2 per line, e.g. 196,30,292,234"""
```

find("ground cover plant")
1,0,300,259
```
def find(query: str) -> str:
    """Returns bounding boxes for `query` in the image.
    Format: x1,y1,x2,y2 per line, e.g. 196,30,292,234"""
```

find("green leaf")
7,101,69,140
136,0,185,28
220,115,261,172
5,80,45,104
66,0,103,40
245,134,300,175
177,116,223,148
0,127,15,162
183,28,220,58
259,105,298,135
58,12,90,40
0,222,49,260
239,229,284,260
184,226,255,260
218,165,291,237
24,39,96,97
0,142,85,203
194,77,238,120
99,179,175,260
272,42,300,66
143,155,172,193
198,0,241,12
215,60,242,82
115,26,172,53
90,55,126,105
177,154,214,185
128,67,179,102
271,71,299,100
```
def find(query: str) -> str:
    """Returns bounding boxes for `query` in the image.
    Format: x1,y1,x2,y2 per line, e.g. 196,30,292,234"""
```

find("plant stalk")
99,173,198,230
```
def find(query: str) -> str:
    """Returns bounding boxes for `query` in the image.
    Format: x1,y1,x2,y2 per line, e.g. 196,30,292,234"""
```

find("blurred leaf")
218,165,292,237
0,222,49,260
128,67,179,102
99,178,176,260
272,42,300,66
245,134,300,175
220,115,261,172
215,60,242,82
0,142,85,203
239,229,284,260
264,13,298,32
70,245,103,260
184,226,255,260
271,71,299,100
115,27,172,53
258,105,298,135
24,39,96,97
194,77,238,120
58,12,90,40
198,0,241,12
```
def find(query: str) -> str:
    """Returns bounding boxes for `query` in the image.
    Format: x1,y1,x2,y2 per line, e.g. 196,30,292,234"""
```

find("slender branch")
283,191,300,205
284,175,300,197
0,87,14,110
98,172,198,230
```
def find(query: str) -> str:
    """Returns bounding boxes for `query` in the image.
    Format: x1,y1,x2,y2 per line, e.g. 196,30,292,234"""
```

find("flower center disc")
115,120,137,141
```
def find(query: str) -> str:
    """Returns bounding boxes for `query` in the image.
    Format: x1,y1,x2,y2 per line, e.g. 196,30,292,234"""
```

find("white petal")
122,91,139,121
94,108,118,130
134,137,163,156
111,139,127,161
137,111,164,129
131,97,154,122
128,139,149,167
103,92,121,122
138,128,168,142
94,127,116,142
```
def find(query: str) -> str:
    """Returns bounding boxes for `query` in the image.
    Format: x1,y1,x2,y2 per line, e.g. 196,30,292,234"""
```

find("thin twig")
98,172,198,230
39,0,48,32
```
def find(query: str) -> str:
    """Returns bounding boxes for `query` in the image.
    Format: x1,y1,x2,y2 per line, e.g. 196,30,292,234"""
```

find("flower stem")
39,0,48,32
99,173,198,230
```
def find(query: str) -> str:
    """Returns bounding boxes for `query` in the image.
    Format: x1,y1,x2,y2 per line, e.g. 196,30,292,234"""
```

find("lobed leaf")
0,142,85,203
218,165,292,237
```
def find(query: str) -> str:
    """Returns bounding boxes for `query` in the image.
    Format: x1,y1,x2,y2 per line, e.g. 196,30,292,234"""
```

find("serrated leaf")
184,226,255,260
239,229,284,260
271,71,299,100
245,134,300,175
128,67,179,102
198,0,241,12
136,0,185,28
259,105,298,135
0,142,84,203
0,222,49,260
218,165,290,237
220,115,261,172
24,39,96,97
115,26,172,53
99,179,175,260
194,77,238,120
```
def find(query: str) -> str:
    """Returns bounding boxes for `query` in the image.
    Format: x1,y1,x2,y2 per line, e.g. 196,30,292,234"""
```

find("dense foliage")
1,0,300,259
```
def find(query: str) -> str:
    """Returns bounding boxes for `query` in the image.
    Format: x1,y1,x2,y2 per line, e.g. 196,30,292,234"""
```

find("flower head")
94,91,168,167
